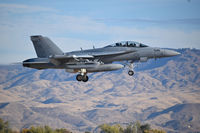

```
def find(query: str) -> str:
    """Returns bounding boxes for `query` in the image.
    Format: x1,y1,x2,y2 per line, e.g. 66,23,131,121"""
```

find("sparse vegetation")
0,118,72,133
1,118,165,133
100,121,165,133
0,118,12,133
21,126,72,133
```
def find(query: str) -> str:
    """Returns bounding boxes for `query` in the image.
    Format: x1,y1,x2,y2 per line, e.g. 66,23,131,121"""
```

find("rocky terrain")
0,48,200,133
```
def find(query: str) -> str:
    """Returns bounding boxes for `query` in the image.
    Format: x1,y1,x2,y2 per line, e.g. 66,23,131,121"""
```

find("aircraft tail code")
31,35,63,58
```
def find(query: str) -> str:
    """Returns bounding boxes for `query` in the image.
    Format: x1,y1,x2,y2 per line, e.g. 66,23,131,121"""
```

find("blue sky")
0,0,200,64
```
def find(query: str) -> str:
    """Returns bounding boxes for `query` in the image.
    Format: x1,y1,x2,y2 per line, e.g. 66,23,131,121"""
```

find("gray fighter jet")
23,35,180,82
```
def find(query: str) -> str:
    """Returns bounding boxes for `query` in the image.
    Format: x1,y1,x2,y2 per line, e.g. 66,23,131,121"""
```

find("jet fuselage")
23,35,180,82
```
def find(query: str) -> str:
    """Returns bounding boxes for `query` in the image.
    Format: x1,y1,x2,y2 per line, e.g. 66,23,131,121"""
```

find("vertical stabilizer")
31,35,63,58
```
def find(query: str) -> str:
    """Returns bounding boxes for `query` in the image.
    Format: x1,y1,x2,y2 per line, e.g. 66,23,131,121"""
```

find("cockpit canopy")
105,41,148,48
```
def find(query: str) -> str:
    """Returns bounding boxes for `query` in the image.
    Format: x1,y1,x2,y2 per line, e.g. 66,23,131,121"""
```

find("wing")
49,50,136,65
49,54,94,65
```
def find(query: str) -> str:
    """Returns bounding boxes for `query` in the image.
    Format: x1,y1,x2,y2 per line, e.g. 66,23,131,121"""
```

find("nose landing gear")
128,70,134,76
127,62,135,76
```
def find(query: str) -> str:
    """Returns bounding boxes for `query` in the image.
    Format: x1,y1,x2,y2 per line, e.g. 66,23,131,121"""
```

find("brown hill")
0,48,200,133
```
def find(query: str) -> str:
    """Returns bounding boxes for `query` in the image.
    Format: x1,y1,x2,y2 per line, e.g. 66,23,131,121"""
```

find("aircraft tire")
128,70,134,76
82,75,89,82
76,74,82,81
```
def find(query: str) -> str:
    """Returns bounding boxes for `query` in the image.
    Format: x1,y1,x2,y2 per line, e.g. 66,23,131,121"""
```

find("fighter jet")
23,35,180,82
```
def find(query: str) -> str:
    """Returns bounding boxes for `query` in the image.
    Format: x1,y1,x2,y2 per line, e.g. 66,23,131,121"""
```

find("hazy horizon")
0,0,200,64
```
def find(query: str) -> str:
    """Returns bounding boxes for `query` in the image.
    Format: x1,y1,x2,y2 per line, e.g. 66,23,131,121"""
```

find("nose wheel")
126,62,135,76
128,70,134,76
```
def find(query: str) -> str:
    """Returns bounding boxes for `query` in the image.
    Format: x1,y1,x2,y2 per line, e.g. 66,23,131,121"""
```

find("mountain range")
0,48,200,133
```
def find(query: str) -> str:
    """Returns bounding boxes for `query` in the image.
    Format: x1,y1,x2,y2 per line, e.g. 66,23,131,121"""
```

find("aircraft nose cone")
164,49,180,57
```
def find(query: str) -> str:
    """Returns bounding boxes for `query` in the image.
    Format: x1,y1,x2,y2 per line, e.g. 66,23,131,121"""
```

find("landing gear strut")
76,69,89,82
127,62,135,76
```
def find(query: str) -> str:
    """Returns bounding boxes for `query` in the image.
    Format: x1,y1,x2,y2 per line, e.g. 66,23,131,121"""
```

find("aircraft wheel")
128,70,134,76
82,75,89,82
76,74,82,81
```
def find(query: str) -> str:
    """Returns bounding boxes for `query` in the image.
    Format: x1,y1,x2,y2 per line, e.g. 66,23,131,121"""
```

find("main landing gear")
76,69,89,82
76,74,89,82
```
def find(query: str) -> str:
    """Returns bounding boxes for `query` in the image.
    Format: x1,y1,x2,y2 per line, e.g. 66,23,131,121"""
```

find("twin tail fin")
31,35,63,58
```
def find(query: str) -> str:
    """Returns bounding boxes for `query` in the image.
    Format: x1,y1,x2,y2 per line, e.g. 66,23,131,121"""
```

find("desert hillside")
0,48,200,133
